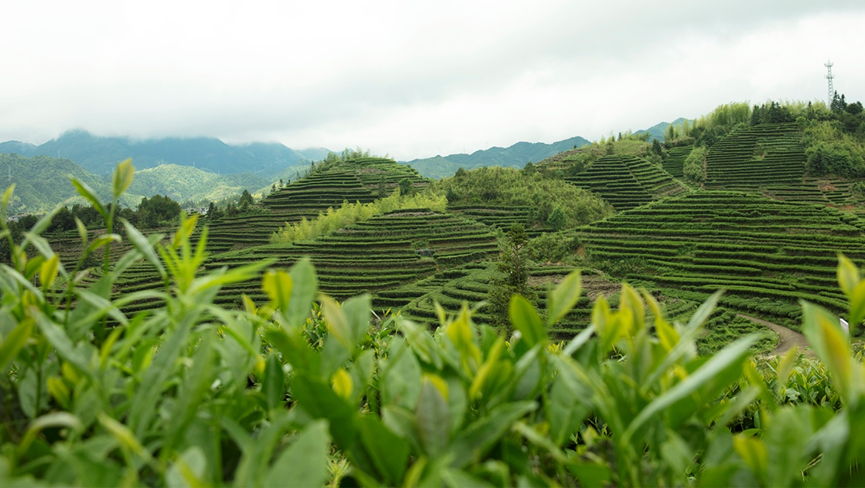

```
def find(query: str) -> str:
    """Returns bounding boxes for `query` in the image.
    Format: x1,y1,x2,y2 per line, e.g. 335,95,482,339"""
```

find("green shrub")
683,146,707,183
5,164,865,486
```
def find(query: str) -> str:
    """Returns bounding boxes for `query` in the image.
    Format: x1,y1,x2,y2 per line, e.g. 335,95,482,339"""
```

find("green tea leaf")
19,412,83,455
837,253,860,298
262,269,293,314
70,177,107,220
509,294,545,348
291,373,357,450
380,337,422,410
801,301,860,406
451,401,537,469
0,319,33,373
356,415,410,484
547,269,581,327
623,334,757,444
320,294,352,352
416,375,451,458
121,219,165,280
733,434,767,481
287,258,318,327
112,158,135,198
264,420,331,488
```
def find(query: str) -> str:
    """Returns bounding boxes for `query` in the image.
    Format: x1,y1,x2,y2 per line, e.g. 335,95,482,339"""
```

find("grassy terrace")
663,145,692,178
565,154,688,211
578,191,865,328
400,264,622,338
705,123,808,195
198,157,430,253
446,204,554,237
201,210,497,308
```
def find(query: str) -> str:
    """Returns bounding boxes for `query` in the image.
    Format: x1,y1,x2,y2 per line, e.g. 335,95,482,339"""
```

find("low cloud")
2,1,863,159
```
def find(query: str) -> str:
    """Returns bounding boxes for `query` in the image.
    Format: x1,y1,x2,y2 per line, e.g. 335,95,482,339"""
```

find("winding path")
737,313,813,356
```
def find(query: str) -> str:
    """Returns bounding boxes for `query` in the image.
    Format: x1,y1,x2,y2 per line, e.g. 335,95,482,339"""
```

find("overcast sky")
2,1,864,160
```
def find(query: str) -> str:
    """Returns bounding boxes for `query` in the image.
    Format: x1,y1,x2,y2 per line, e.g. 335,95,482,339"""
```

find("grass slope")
1,153,142,213
565,155,688,210
129,164,270,204
578,191,865,328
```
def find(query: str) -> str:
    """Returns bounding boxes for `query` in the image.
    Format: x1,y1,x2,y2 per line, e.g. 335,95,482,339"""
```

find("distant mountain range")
403,136,593,179
0,118,687,211
0,130,328,176
634,118,689,142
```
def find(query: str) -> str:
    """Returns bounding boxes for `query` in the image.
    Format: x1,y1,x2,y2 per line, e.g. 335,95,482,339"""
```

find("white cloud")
1,0,864,159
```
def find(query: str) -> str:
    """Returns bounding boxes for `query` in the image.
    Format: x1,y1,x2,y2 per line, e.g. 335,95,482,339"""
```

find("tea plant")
2,162,865,486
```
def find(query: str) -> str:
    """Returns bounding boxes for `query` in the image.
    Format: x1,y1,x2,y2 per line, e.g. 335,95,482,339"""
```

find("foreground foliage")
3,167,865,486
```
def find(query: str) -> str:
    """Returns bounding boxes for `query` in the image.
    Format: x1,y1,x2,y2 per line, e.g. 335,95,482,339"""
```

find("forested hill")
127,164,271,205
0,130,328,176
634,117,688,142
0,153,141,213
402,135,591,179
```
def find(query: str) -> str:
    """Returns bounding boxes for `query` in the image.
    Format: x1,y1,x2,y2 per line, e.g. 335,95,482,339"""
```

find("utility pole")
825,60,835,107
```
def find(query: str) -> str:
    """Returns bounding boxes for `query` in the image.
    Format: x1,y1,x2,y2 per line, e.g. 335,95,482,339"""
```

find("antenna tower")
825,60,835,106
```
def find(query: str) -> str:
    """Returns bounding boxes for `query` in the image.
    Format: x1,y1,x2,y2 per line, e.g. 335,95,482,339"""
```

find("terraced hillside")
447,204,554,237
399,264,599,337
203,157,428,253
198,209,498,309
578,191,865,328
565,155,688,210
704,123,806,190
663,144,692,178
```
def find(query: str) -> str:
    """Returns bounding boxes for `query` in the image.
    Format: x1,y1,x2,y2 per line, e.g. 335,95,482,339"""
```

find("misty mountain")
128,164,272,205
634,117,688,142
0,153,142,213
0,130,332,176
403,136,592,179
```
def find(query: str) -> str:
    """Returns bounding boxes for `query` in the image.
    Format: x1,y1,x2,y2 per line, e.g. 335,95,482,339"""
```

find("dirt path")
737,313,813,357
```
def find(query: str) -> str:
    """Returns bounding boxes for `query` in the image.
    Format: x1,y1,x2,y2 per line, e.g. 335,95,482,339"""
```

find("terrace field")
564,154,689,210
577,191,865,329
201,156,428,253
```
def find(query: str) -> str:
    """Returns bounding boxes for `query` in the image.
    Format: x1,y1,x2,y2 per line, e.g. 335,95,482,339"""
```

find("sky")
2,0,864,160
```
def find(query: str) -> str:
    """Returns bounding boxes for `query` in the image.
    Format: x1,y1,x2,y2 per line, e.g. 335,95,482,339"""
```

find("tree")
47,206,75,233
239,189,254,210
665,124,678,142
488,224,536,327
546,207,567,231
377,176,388,198
398,178,414,196
137,194,181,228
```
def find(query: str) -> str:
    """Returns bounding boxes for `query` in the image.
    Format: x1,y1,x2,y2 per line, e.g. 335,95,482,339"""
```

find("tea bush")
3,163,865,486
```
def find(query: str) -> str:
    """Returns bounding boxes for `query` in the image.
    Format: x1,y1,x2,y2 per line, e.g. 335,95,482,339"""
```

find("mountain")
0,153,141,213
128,164,271,205
634,117,688,142
296,147,334,161
0,130,331,176
403,136,592,179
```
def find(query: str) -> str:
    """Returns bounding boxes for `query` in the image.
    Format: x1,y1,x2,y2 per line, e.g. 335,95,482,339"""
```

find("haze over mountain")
634,118,689,142
0,130,327,176
403,135,592,179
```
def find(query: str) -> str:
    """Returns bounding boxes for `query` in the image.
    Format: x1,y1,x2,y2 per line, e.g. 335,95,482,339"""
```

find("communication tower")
825,60,835,106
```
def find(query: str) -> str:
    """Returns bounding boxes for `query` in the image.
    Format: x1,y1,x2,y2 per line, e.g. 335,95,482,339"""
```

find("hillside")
634,117,688,142
403,136,591,179
0,130,325,176
129,164,270,205
577,191,865,327
0,153,141,213
564,154,688,210
201,156,429,253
